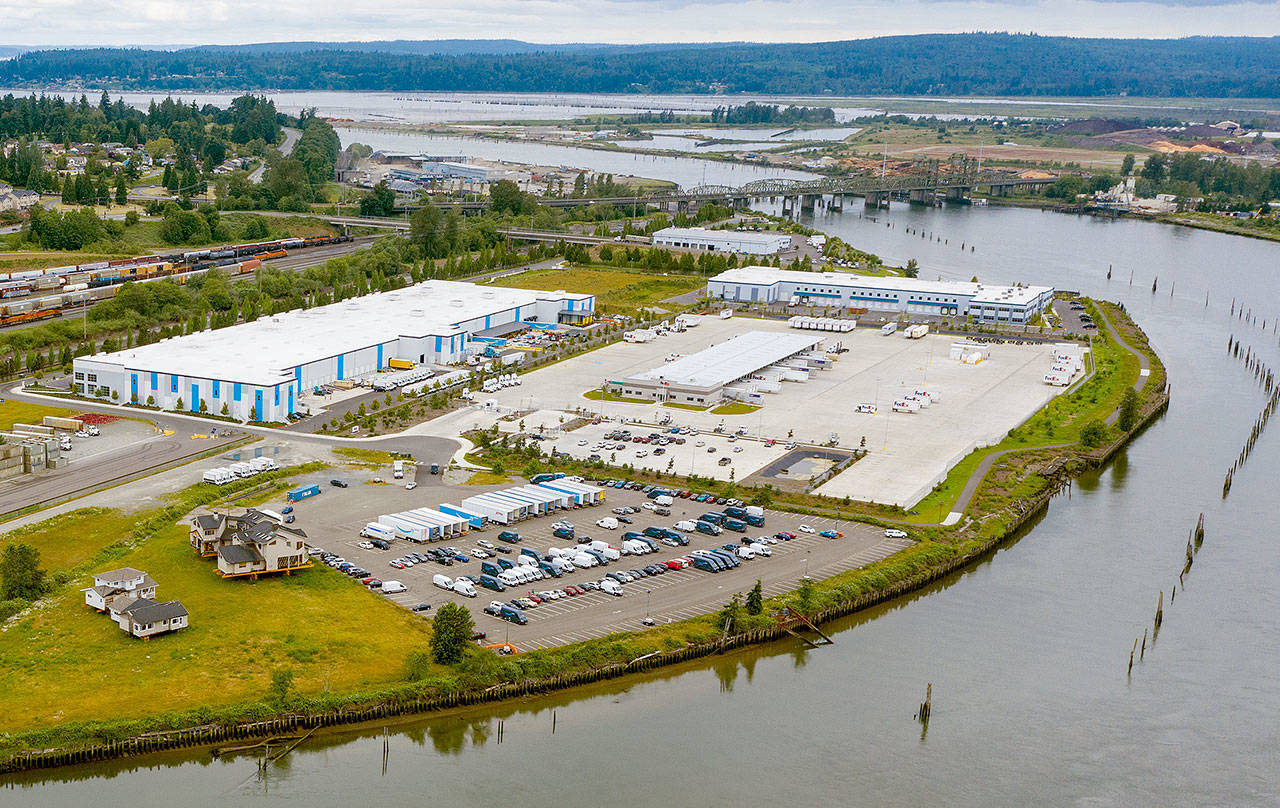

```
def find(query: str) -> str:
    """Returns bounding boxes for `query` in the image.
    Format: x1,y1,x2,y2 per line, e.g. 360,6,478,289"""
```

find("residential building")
83,567,158,611
190,508,311,579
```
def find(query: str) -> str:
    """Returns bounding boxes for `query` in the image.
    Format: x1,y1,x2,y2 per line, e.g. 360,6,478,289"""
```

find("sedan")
476,539,496,549
798,525,816,534
820,530,844,539
774,531,796,541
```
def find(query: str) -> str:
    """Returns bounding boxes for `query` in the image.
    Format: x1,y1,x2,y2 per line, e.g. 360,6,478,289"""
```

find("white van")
600,579,623,596
550,556,574,573
744,506,764,519
573,553,598,568
498,570,521,587
654,495,674,507
452,579,477,598
432,574,453,590
516,555,539,567
595,517,619,530
382,580,408,594
674,520,698,532
621,539,647,556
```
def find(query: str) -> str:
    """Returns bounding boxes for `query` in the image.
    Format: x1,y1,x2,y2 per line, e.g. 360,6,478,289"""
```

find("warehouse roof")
630,331,821,389
654,227,791,247
709,267,1052,306
82,280,590,386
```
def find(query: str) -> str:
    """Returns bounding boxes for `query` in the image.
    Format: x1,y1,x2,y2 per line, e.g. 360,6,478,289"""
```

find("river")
8,137,1280,806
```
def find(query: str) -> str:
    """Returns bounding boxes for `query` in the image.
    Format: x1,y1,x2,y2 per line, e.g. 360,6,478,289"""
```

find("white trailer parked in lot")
904,323,929,339
893,398,922,413
881,322,898,336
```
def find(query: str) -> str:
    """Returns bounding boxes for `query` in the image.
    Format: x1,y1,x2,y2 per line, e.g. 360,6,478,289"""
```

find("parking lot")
542,422,791,482
288,482,912,651
432,314,1071,507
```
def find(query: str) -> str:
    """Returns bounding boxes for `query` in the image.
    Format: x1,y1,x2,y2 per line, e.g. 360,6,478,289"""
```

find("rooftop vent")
409,308,424,317
451,299,464,307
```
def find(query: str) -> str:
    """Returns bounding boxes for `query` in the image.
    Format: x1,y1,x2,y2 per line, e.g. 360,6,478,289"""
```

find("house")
189,508,311,579
83,567,157,611
111,598,189,638
0,188,40,213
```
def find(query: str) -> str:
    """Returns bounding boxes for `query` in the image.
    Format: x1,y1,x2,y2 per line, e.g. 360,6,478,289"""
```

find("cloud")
3,0,1279,46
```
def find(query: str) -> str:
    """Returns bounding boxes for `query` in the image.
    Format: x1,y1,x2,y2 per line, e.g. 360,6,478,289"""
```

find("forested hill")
3,34,1279,97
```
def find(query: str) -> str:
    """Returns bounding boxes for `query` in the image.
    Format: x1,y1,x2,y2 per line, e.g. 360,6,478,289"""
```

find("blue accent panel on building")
274,386,280,406
484,315,491,329
233,383,242,401
212,380,220,398
377,344,383,368
287,386,294,415
337,355,344,380
170,374,178,393
434,336,442,352
150,372,157,390
130,374,138,400
190,384,198,411
255,390,263,417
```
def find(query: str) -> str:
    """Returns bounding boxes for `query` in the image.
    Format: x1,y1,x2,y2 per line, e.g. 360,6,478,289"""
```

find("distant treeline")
2,35,1279,96
710,102,835,125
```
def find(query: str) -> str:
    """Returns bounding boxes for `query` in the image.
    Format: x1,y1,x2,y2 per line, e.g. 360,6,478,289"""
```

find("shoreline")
0,303,1168,774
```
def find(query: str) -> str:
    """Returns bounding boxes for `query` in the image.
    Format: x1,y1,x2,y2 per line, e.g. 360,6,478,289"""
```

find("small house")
83,567,157,612
112,598,189,638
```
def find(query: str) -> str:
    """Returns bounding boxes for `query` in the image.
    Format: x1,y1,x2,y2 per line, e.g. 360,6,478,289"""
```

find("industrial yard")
438,314,1076,507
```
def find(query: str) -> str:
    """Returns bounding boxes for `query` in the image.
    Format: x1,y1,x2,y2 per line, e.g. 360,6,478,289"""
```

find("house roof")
83,584,117,597
125,599,188,623
108,595,141,615
94,567,150,587
194,514,225,531
218,544,264,565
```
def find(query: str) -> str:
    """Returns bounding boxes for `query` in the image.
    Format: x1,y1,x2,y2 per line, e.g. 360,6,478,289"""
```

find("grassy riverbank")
0,302,1165,767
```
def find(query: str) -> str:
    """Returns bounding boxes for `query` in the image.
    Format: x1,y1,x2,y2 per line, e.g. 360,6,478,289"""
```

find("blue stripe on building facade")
255,390,263,418
190,384,198,411
212,380,220,398
287,386,293,415
377,344,383,368
150,372,157,390
337,355,344,380
233,383,241,401
130,374,138,401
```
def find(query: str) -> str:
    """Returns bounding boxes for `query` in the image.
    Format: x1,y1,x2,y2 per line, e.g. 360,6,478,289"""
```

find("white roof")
654,227,791,247
630,331,822,389
84,280,588,386
710,267,1053,306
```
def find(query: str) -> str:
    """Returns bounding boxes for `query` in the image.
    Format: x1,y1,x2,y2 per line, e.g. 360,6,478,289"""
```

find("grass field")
711,402,761,415
490,267,703,313
333,447,399,467
0,514,435,733
0,507,136,572
0,399,75,432
583,389,652,405
465,471,512,485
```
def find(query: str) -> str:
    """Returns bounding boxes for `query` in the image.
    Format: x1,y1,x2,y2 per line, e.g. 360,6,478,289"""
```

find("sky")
3,0,1279,46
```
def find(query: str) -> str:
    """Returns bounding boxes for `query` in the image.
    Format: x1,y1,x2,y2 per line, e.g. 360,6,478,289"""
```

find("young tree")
716,593,742,634
745,580,764,615
1079,419,1109,448
114,174,127,205
268,668,294,706
431,602,475,664
0,543,47,601
1118,387,1140,431
794,577,817,615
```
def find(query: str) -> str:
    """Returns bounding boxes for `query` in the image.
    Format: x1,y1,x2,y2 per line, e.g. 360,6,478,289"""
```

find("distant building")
652,227,792,255
0,188,40,213
189,508,311,579
112,598,190,638
707,267,1055,324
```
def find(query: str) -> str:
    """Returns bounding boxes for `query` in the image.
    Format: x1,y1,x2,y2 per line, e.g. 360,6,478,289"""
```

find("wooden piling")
918,683,932,725
1140,628,1147,661
1154,590,1164,632
1129,638,1138,675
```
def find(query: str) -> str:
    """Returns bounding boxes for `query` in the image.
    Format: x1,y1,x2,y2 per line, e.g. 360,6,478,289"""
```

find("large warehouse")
707,267,1055,323
73,280,594,422
609,330,822,406
652,227,792,255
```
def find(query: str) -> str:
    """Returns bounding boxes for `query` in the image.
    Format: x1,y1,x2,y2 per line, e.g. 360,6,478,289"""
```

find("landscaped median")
0,300,1168,771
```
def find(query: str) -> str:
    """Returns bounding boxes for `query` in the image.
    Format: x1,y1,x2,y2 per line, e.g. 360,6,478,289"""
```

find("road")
249,126,301,184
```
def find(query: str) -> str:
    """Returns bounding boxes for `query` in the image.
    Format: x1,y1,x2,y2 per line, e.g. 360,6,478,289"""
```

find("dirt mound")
1054,119,1132,135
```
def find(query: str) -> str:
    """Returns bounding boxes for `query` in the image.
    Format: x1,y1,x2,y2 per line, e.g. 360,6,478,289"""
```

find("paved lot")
287,483,912,651
0,419,244,517
541,422,791,482
446,315,1070,507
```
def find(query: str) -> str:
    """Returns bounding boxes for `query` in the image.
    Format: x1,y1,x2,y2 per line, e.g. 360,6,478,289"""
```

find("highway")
249,126,301,184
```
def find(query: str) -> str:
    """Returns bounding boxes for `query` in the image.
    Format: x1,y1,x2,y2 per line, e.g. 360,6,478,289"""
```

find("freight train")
0,234,349,328
0,235,349,295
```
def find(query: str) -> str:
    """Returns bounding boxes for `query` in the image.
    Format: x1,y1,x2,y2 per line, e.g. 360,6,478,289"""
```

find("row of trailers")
374,480,607,541
724,350,835,406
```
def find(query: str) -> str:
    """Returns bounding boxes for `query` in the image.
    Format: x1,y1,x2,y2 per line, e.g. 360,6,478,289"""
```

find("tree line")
2,36,1279,97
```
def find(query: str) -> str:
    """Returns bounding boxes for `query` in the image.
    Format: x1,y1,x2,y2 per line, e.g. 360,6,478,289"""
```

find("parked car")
820,530,844,539
330,479,348,488
884,528,908,539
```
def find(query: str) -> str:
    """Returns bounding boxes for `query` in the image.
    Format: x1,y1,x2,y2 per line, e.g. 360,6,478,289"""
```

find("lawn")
333,447,400,467
489,267,703,313
0,516,434,733
711,402,761,415
0,399,75,431
583,389,653,405
0,507,136,572
466,471,512,485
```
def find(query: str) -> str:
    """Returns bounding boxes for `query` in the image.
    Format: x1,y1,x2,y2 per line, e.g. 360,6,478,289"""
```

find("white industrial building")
707,267,1055,323
610,330,823,405
73,280,594,423
652,227,792,255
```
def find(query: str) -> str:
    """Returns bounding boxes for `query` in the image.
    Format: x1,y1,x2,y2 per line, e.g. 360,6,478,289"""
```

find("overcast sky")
4,0,1278,46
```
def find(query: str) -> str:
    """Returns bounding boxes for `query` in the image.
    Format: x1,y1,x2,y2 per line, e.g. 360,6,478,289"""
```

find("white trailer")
229,462,255,478
881,322,898,336
892,398,922,413
904,323,929,339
